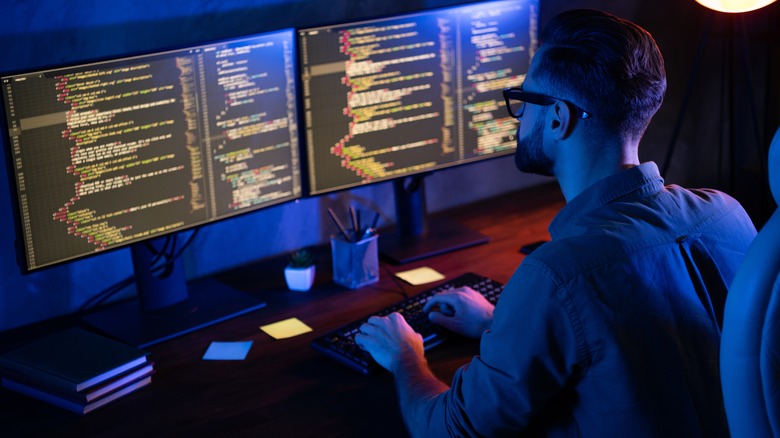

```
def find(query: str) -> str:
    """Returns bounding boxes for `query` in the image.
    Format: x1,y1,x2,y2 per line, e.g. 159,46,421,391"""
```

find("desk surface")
0,183,564,437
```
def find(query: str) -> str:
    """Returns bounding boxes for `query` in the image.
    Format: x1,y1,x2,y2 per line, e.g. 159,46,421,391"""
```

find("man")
354,9,757,437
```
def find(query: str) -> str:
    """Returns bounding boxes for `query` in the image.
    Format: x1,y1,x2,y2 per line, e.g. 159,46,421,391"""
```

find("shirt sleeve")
414,259,588,437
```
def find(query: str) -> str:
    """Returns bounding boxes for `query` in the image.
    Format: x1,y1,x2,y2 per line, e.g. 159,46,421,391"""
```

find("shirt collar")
549,162,665,239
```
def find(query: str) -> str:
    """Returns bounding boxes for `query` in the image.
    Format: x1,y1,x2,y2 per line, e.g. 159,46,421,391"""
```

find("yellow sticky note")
260,317,313,340
395,267,446,286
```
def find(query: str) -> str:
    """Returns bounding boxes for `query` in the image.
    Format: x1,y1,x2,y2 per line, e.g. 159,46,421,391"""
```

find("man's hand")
356,313,449,435
423,287,495,339
355,312,425,373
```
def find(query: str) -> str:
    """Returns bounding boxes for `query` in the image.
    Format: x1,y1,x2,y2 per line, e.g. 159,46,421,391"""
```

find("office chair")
721,125,780,437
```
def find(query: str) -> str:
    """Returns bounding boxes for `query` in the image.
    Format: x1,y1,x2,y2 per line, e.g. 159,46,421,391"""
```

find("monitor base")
379,217,490,264
83,278,266,348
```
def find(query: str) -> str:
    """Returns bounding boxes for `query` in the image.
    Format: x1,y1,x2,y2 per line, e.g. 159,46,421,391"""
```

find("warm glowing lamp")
695,0,776,13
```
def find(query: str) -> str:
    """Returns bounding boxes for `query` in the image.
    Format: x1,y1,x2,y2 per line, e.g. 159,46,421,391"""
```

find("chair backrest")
721,125,780,437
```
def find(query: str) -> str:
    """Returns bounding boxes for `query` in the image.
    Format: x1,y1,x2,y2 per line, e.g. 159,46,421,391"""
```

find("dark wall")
0,0,777,332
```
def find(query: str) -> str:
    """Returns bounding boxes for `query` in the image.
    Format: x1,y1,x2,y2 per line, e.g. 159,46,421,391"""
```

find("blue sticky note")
202,341,253,360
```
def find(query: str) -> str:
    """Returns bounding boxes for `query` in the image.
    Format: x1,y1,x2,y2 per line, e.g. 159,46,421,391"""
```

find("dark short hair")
534,9,666,139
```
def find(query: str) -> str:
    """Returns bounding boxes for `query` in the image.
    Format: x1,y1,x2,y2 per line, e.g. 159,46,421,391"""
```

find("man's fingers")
428,311,455,331
365,315,387,326
424,290,457,312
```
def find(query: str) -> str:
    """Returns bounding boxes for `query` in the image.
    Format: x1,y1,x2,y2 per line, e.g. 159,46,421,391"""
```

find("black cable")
147,234,173,268
150,234,177,278
80,230,200,313
78,275,134,313
381,263,409,298
151,230,199,276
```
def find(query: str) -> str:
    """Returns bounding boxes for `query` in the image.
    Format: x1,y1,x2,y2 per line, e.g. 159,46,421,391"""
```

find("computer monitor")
1,28,301,346
299,0,539,263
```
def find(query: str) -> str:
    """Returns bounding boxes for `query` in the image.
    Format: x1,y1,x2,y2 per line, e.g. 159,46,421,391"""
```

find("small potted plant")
284,249,316,291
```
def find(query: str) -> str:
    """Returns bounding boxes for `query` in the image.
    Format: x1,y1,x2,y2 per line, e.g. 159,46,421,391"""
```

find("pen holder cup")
331,234,379,289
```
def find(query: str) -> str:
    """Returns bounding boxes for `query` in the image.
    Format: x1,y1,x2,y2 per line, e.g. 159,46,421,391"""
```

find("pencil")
350,206,359,234
328,208,352,242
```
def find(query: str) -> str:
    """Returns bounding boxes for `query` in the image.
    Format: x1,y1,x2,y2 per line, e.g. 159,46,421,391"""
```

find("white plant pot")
284,265,315,291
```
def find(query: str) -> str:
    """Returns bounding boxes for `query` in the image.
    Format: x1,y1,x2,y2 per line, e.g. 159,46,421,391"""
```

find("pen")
370,212,380,230
361,211,381,240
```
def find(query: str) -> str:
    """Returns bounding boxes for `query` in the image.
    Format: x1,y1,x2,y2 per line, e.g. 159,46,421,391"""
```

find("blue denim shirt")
419,162,757,437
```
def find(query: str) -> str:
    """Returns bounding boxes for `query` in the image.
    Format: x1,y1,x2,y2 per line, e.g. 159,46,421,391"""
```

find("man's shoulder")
524,185,755,283
662,184,754,231
665,184,739,205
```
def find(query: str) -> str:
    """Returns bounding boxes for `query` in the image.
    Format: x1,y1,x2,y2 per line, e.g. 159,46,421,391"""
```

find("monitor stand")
379,175,490,264
84,238,266,348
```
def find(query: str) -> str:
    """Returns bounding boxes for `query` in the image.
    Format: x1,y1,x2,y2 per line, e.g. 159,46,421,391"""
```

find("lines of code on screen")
299,0,538,194
2,30,301,270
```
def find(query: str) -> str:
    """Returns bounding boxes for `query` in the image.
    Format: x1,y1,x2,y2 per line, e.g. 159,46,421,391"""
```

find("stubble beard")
514,116,554,177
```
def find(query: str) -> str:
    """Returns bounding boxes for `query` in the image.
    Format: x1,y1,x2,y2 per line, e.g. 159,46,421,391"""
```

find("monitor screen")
299,0,538,195
2,28,302,272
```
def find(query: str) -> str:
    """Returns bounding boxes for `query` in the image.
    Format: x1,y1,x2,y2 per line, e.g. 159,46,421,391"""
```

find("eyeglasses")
503,87,591,120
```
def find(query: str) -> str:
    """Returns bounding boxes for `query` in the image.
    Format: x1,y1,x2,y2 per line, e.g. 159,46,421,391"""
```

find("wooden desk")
0,183,564,437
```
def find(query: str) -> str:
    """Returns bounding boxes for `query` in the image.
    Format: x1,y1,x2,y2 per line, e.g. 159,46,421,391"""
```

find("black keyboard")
311,272,503,374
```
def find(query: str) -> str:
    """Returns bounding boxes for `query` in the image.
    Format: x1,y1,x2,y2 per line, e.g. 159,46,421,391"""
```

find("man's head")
530,9,666,143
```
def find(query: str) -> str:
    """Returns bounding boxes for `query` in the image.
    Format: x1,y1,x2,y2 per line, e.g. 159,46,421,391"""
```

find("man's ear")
549,101,574,140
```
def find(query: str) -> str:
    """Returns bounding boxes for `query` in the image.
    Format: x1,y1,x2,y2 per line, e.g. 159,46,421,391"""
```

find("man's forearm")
392,356,450,437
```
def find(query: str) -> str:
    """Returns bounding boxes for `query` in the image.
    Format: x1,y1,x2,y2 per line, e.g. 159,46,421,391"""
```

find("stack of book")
0,327,153,415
